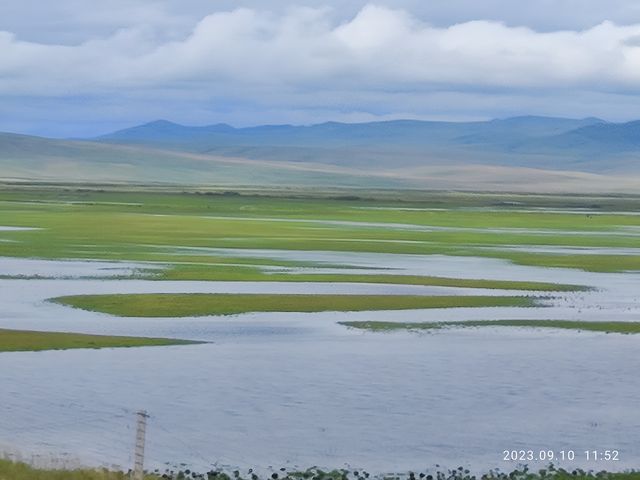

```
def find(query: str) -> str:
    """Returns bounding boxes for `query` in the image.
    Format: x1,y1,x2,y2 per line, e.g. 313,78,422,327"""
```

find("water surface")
1,255,638,473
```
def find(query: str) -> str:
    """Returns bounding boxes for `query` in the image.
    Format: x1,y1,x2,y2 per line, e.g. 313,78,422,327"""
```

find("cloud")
2,5,640,96
3,3,640,136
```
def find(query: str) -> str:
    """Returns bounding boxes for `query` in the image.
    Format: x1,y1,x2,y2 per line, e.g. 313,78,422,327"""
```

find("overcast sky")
3,0,640,137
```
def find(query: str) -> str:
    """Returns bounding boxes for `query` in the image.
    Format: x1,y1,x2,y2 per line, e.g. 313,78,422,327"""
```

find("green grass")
0,328,198,352
342,319,640,334
158,265,587,291
51,294,538,317
1,188,640,273
0,459,157,480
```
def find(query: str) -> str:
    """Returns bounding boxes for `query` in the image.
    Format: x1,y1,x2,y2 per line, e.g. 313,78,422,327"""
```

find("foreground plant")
3,461,639,480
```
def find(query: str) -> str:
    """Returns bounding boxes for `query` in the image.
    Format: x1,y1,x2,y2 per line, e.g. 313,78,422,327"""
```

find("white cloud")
1,4,640,97
3,3,640,136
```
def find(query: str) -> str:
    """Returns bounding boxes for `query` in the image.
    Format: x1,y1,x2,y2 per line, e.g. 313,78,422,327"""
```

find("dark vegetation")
1,461,639,480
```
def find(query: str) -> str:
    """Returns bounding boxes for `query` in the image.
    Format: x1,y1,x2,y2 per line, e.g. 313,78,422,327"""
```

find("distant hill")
96,116,605,150
0,132,409,188
3,116,640,193
90,116,640,173
539,120,640,151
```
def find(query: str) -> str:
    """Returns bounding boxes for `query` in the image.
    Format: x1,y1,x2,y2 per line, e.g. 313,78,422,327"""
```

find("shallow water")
143,214,640,237
3,329,639,473
478,245,640,256
0,257,159,278
0,226,40,231
1,255,639,473
356,207,640,216
159,247,640,284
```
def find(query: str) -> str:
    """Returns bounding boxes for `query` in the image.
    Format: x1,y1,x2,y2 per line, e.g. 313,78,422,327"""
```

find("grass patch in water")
0,328,198,352
51,294,538,318
158,265,588,291
342,319,640,334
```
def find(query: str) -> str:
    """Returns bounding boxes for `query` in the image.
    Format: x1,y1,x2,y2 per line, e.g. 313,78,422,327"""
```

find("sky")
3,0,640,137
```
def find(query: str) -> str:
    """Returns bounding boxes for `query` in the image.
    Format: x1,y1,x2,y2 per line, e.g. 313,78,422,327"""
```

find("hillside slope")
0,132,407,188
91,116,640,173
2,131,640,193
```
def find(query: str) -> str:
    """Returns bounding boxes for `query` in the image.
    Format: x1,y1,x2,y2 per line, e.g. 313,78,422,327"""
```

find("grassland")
0,188,639,275
0,190,640,279
52,294,538,317
342,320,640,334
0,328,197,352
157,267,586,292
0,459,156,479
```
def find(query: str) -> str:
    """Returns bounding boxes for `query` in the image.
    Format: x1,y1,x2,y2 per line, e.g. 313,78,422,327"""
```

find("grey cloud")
3,0,640,45
2,6,640,94
2,2,640,136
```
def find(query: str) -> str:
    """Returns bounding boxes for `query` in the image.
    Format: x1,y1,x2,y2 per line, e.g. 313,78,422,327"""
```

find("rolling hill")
2,116,640,193
90,116,640,174
0,132,410,188
96,116,605,150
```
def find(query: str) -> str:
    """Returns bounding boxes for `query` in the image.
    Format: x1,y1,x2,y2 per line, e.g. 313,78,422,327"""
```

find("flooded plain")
1,251,639,473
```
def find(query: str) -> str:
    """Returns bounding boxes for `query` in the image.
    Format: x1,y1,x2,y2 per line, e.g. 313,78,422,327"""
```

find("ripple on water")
1,330,639,473
0,255,639,473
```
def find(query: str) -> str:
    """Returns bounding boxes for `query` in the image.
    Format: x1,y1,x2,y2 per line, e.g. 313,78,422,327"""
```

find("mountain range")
93,116,640,173
1,116,640,192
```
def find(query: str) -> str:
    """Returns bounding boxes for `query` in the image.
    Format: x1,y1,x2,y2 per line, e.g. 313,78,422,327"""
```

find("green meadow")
52,294,537,317
0,328,197,352
1,187,639,276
